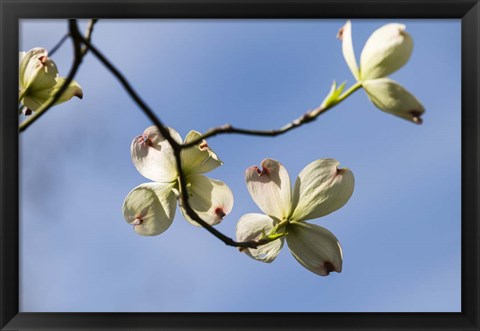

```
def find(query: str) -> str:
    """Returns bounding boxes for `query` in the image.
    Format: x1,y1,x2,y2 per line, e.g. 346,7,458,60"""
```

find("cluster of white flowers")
120,21,424,276
20,21,424,276
19,48,83,115
122,126,234,235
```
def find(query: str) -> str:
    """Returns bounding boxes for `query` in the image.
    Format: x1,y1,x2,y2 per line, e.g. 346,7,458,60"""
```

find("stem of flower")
268,219,290,237
335,81,362,104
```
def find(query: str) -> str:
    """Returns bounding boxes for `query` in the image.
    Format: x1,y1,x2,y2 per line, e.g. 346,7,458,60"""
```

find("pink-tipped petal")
122,182,177,236
338,21,360,80
236,213,284,263
245,159,292,220
286,222,343,276
181,130,222,175
131,126,181,182
363,78,425,124
180,174,234,226
290,159,354,222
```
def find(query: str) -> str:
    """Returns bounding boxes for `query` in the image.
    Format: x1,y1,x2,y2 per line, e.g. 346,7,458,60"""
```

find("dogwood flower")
236,158,354,276
19,48,83,114
338,21,425,124
122,126,234,236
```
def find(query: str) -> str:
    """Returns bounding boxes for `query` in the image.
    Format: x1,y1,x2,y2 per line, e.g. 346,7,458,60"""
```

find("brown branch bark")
180,110,323,149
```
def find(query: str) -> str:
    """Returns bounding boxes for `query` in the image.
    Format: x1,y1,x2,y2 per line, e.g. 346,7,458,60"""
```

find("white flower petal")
181,130,223,175
245,158,292,220
236,213,284,263
338,21,360,80
360,23,413,80
21,95,48,113
122,182,177,236
22,78,84,112
51,78,83,103
180,174,234,226
362,78,425,124
19,48,49,91
29,59,58,92
290,159,354,222
20,48,58,93
131,126,182,182
286,222,342,276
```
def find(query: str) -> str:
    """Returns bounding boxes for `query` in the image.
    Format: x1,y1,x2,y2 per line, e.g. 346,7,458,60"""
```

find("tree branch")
82,19,97,55
181,82,362,149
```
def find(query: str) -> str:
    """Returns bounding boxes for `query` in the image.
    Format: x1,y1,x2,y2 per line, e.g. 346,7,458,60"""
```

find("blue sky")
19,19,460,312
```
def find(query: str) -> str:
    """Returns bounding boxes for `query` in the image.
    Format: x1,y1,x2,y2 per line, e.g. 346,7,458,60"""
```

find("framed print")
1,0,479,330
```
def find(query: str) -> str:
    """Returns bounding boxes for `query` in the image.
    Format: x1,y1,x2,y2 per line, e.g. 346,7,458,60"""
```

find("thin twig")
82,19,98,55
181,82,362,149
180,112,320,149
49,33,70,56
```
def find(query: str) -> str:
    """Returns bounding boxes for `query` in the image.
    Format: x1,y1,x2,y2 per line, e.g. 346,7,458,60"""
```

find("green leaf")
320,80,347,108
333,81,346,99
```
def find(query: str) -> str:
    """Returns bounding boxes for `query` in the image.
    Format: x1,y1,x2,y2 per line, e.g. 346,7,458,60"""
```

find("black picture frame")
1,0,479,330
